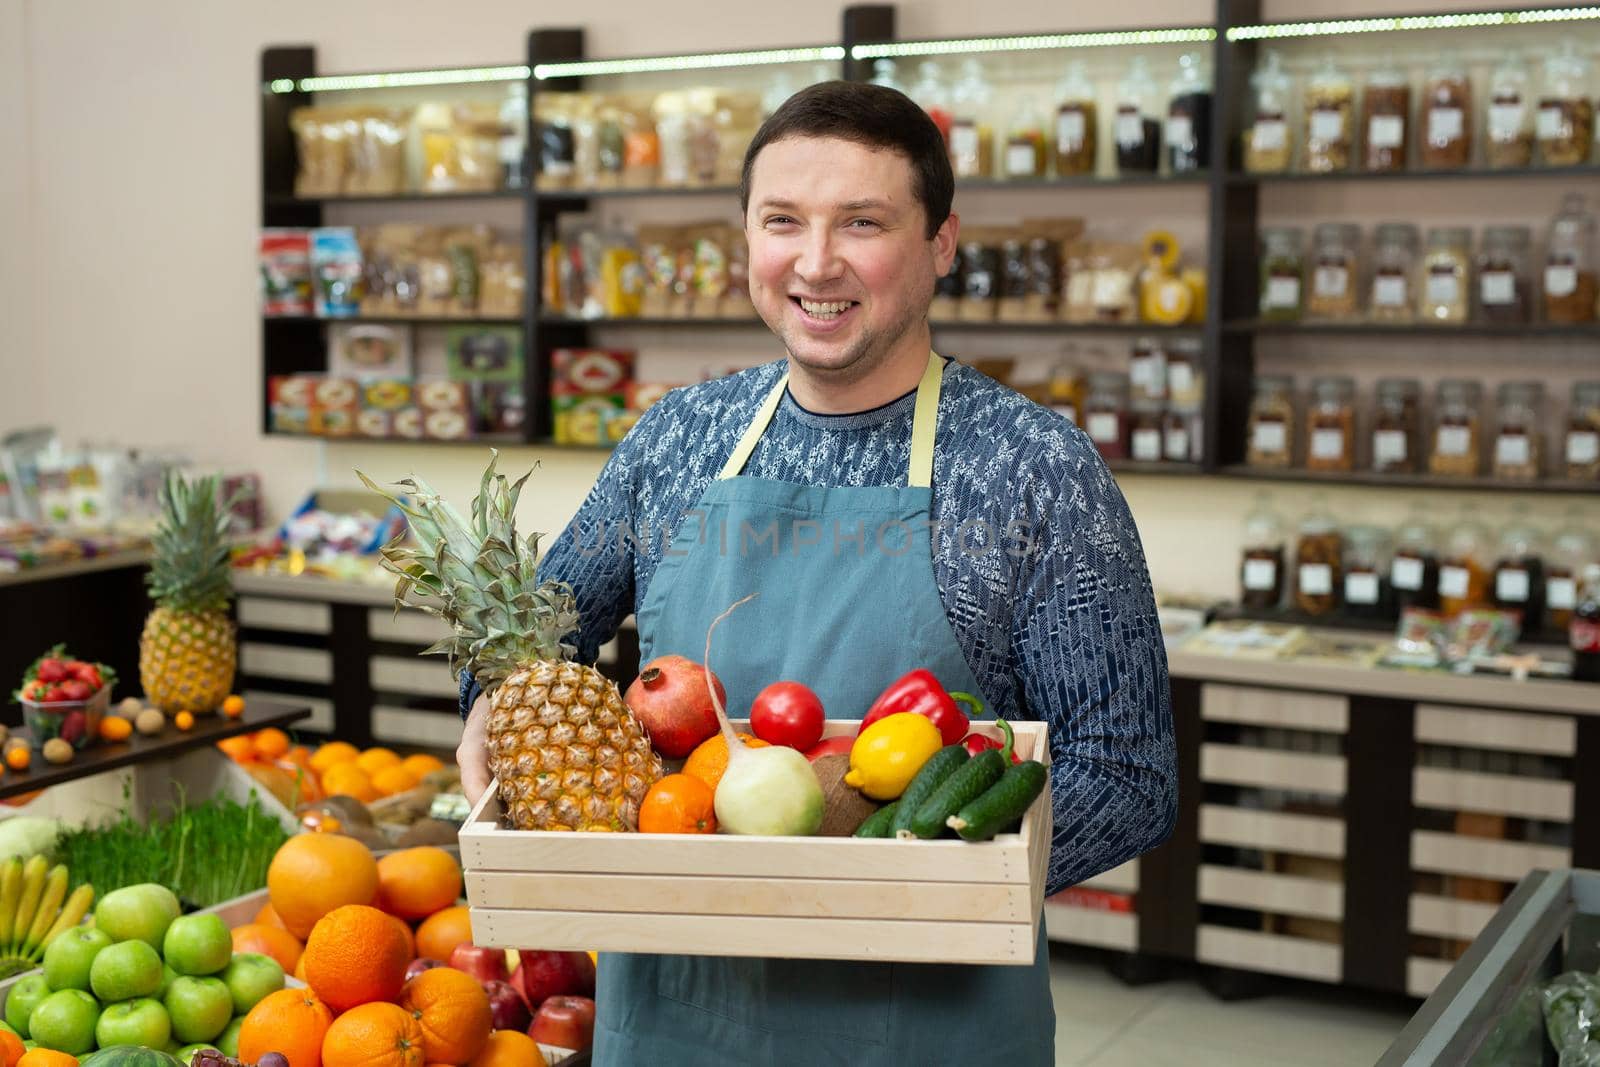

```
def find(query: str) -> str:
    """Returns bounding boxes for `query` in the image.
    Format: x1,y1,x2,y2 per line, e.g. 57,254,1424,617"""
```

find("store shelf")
1106,460,1205,476
266,190,522,206
931,320,1203,335
1215,604,1572,648
1224,319,1600,339
265,315,524,327
538,185,739,201
1216,464,1599,495
955,173,1210,192
540,316,764,329
266,431,528,448
1225,163,1600,187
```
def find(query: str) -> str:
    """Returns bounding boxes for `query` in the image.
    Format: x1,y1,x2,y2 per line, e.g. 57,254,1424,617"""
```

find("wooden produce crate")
460,720,1051,966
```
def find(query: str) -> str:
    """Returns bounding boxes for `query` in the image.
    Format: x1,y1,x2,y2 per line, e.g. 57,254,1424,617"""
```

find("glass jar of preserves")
1306,376,1356,472
1166,52,1212,174
1048,355,1086,427
1344,525,1393,620
909,61,954,145
1130,402,1165,463
1439,506,1493,617
1420,227,1472,323
1362,57,1411,173
1054,60,1099,177
1304,54,1355,173
1548,512,1597,631
1308,222,1361,319
1476,225,1533,323
1487,52,1535,168
1129,337,1168,408
948,59,995,179
1372,377,1422,473
1492,381,1546,481
1084,371,1130,459
1392,505,1441,612
1004,97,1049,180
1166,338,1205,412
1163,410,1197,463
1240,493,1287,610
1246,50,1294,174
1536,42,1595,168
1429,379,1485,476
1566,381,1600,480
1294,503,1343,616
1115,55,1163,174
1369,223,1420,323
1544,193,1598,324
1259,227,1305,321
1247,375,1296,468
1493,519,1547,640
1421,51,1473,169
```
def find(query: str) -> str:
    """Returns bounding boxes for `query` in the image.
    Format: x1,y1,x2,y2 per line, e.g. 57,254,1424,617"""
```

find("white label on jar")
1167,115,1193,147
1165,427,1190,461
1436,425,1472,457
1568,431,1600,465
1392,556,1426,591
1428,107,1464,143
1346,572,1381,604
1132,429,1163,461
1244,559,1278,591
1374,429,1409,467
1052,403,1079,425
1480,270,1516,305
1116,112,1145,147
1546,265,1578,297
1254,119,1287,150
1266,276,1301,308
1368,115,1404,148
1092,271,1131,308
1057,110,1087,148
1496,568,1530,603
1314,266,1350,298
951,124,980,163
1495,434,1531,468
1439,565,1471,599
1537,106,1567,140
1311,428,1346,461
1299,563,1334,596
1252,421,1287,454
1489,103,1524,141
1426,272,1461,305
1310,108,1344,143
1087,412,1121,443
1550,577,1578,611
1169,362,1195,398
1006,143,1037,176
1374,275,1409,307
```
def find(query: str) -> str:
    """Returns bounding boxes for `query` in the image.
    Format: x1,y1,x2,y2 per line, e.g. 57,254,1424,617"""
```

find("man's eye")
849,219,880,229
765,216,796,226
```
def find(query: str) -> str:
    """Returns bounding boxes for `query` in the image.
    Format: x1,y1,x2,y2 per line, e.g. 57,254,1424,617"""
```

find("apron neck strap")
719,352,945,486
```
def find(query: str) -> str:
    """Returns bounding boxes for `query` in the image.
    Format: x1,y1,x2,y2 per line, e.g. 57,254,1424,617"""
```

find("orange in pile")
468,1031,543,1067
322,1001,427,1066
399,966,493,1064
682,732,769,791
268,832,379,939
377,846,464,920
232,921,305,972
639,773,717,834
415,905,474,963
302,903,413,1013
240,987,334,1066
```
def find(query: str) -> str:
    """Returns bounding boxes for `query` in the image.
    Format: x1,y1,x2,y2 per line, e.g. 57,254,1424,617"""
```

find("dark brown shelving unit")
266,315,524,327
1218,464,1599,495
1225,163,1600,186
266,191,522,206
1225,319,1600,339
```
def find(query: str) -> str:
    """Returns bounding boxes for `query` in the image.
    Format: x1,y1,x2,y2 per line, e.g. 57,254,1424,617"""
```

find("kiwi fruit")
812,754,881,837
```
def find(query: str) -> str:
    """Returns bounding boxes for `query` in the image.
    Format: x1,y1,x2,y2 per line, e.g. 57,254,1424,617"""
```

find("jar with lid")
909,61,954,145
1536,41,1594,168
1420,51,1473,169
1362,56,1411,173
869,59,904,94
1492,381,1546,481
1048,355,1086,428
1566,381,1600,480
1493,519,1546,640
1129,337,1168,408
1163,409,1198,463
1259,227,1305,321
1239,493,1287,610
1429,379,1484,476
1308,223,1361,319
1130,402,1166,463
1543,193,1598,324
1547,511,1596,631
1420,227,1471,322
1305,376,1356,472
1294,502,1343,616
1004,97,1050,180
1054,60,1099,177
1344,525,1394,620
1476,226,1533,323
1439,506,1493,616
1369,223,1420,322
948,59,995,179
1166,52,1212,174
1247,375,1296,468
1486,52,1535,168
1391,504,1441,612
1166,338,1205,412
1115,56,1163,174
1304,54,1355,173
1084,371,1130,459
1245,50,1293,174
1371,377,1422,473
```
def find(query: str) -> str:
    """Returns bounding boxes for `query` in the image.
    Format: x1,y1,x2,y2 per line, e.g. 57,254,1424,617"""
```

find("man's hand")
458,692,491,805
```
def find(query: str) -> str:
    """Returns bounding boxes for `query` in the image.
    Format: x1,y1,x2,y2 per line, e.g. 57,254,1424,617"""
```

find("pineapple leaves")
146,469,235,615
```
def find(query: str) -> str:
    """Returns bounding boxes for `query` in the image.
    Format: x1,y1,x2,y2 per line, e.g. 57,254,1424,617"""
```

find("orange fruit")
681,732,769,792
294,951,308,982
399,966,493,1064
372,764,422,797
310,740,360,773
240,987,333,1067
254,727,291,760
255,901,290,930
321,762,379,803
467,1030,542,1067
322,1001,426,1067
174,711,195,731
303,904,413,1013
232,922,305,972
0,1029,26,1067
284,744,315,770
99,716,133,743
222,693,247,717
5,747,29,771
216,734,254,761
415,905,474,963
390,911,417,961
639,773,717,834
401,753,446,779
16,1051,77,1067
356,747,402,775
268,832,379,939
377,847,464,921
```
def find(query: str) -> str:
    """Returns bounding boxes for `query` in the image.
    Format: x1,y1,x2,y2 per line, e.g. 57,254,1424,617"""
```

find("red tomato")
750,682,825,751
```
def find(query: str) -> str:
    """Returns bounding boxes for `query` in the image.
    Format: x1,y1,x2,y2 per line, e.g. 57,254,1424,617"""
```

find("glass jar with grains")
1304,55,1355,173
1543,193,1598,324
1475,225,1533,323
1245,50,1294,173
1305,376,1357,472
947,59,995,179
1308,223,1361,318
1420,51,1473,169
1536,42,1595,168
1566,381,1600,480
1115,55,1163,174
1420,227,1471,323
1429,378,1484,476
1130,402,1166,463
1259,227,1306,321
1439,506,1493,616
1084,371,1131,460
1492,382,1546,481
1294,503,1343,616
1369,223,1420,322
1344,525,1394,620
1486,52,1534,168
1391,505,1441,612
1493,519,1547,640
1004,97,1050,180
1362,56,1411,173
1547,512,1596,631
1371,377,1422,474
1166,52,1213,174
1247,375,1296,468
1239,493,1288,610
1053,60,1099,177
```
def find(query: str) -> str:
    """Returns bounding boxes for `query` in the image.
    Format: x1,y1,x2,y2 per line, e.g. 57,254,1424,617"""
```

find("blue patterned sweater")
460,357,1176,895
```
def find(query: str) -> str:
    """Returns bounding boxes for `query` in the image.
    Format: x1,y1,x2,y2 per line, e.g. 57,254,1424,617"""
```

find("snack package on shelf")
417,379,474,440
350,222,521,318
329,323,414,380
289,106,409,197
418,101,502,193
551,349,636,445
310,227,364,317
259,229,313,315
545,216,743,320
309,377,360,437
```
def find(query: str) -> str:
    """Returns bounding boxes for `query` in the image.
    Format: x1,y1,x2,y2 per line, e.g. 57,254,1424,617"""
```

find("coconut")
812,754,881,837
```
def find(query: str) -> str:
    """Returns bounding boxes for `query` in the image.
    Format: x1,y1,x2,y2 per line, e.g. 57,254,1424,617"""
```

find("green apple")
216,1014,243,1054
163,913,233,976
220,953,284,1015
94,883,182,950
158,961,179,999
4,973,50,1037
91,938,165,1001
95,997,172,1049
164,975,233,1044
28,989,100,1055
42,925,115,992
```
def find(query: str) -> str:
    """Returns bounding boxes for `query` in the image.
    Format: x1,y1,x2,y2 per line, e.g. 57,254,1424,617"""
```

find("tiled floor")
1048,947,1415,1066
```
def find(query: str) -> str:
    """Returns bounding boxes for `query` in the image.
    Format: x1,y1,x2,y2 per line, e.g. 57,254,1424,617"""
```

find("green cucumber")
946,760,1049,842
890,746,969,838
853,800,901,839
906,748,1006,839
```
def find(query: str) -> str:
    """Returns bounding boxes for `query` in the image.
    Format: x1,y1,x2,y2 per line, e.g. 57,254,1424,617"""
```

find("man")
459,80,1176,1066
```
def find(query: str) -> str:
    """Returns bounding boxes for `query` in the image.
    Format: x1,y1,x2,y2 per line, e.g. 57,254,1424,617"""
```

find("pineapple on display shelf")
359,453,663,832
140,471,238,714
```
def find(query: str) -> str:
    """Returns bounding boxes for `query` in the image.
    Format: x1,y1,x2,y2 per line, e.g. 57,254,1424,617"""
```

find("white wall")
2,0,1593,604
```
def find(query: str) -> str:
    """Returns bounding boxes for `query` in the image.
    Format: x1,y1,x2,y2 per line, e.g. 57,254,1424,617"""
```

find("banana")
11,855,49,954
36,884,95,959
0,859,22,955
20,864,68,960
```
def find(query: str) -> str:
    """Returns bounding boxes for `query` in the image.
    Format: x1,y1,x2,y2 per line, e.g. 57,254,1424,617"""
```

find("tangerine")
98,716,134,743
310,740,360,774
372,764,422,797
253,727,291,759
681,732,769,792
222,693,247,717
267,832,379,939
322,1001,427,1067
174,711,195,731
216,735,254,762
414,905,474,963
399,965,493,1064
400,753,446,779
0,1029,25,1067
231,922,305,972
377,846,464,920
356,747,402,775
254,901,290,930
320,762,379,803
16,1052,76,1067
467,1030,542,1067
303,903,413,1013
239,987,333,1067
638,773,717,834
390,910,417,961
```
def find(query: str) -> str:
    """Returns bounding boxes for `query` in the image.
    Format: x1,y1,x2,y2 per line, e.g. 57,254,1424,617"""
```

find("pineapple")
140,472,237,713
359,455,662,832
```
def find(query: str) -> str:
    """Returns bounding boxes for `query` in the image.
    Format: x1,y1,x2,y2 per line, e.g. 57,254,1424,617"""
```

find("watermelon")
79,1048,184,1067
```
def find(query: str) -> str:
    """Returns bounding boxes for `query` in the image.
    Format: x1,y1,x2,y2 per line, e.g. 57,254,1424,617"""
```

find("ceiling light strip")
266,65,531,94
1226,7,1600,41
850,28,1216,60
534,46,845,80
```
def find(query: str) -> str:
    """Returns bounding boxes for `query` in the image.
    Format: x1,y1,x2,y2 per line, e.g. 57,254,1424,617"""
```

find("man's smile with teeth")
795,297,857,318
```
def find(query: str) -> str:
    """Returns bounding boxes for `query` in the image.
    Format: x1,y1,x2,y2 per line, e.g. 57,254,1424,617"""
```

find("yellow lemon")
843,712,944,800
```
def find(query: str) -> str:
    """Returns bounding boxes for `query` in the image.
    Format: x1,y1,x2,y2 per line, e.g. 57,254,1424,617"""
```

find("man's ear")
932,213,960,275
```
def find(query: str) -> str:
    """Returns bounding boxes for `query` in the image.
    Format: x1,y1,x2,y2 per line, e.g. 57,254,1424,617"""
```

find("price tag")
1087,412,1121,443
1368,115,1404,148
1546,265,1578,297
1006,143,1037,176
1426,272,1461,305
1496,567,1530,603
1311,428,1346,461
1243,558,1278,591
1132,429,1163,462
1439,565,1470,599
1313,266,1350,298
1164,427,1191,461
1265,276,1301,309
1116,112,1145,147
1392,556,1425,591
1537,107,1567,140
1057,109,1087,149
1480,271,1516,306
1549,577,1578,612
1428,107,1464,143
1436,426,1472,457
1309,108,1344,143
1495,434,1531,468
1166,115,1194,148
1488,102,1524,141
1373,275,1408,307
1567,431,1600,465
1299,563,1333,596
1253,119,1287,150
1252,421,1287,454
1374,430,1409,467
1345,572,1380,605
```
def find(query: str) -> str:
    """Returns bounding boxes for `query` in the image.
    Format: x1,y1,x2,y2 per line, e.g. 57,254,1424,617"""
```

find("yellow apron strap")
718,371,790,479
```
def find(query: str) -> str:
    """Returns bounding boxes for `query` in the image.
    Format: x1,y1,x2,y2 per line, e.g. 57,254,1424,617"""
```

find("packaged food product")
1419,227,1471,323
1543,193,1598,324
1305,376,1356,472
1369,223,1419,322
1308,223,1361,319
1020,219,1080,320
1475,226,1533,323
1371,378,1422,474
1294,505,1342,616
1166,339,1205,412
1166,53,1212,174
1163,410,1198,462
310,228,363,318
1491,381,1545,481
1088,241,1143,323
288,108,346,197
1258,227,1305,321
1129,338,1168,407
1448,608,1521,658
1084,371,1130,460
949,59,995,179
552,348,633,395
997,236,1031,320
1303,55,1355,173
1492,519,1547,639
652,92,693,187
535,94,577,189
343,108,408,196
1547,512,1596,631
1239,493,1287,610
1565,381,1600,480
330,323,412,380
958,230,1003,321
1420,52,1473,169
1244,50,1293,173
1130,404,1165,463
259,230,313,316
1004,98,1049,179
1391,506,1441,612
1115,55,1162,174
1246,375,1296,468
1429,379,1484,476
1486,53,1535,168
1535,42,1595,168
1439,507,1493,616
418,101,501,193
1344,525,1393,620
497,82,529,190
1361,58,1411,173
1054,61,1099,177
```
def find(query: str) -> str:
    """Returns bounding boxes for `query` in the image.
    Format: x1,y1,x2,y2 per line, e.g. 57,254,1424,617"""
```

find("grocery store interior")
2,0,1600,1063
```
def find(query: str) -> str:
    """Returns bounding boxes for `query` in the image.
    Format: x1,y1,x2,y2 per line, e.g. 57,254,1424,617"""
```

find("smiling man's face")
744,135,956,387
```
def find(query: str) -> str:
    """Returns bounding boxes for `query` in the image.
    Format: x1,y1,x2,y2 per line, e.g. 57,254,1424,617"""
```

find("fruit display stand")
461,720,1050,967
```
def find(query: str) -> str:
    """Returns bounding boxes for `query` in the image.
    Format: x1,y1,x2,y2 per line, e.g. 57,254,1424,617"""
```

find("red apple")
623,655,726,758
803,736,855,762
449,942,510,986
529,995,596,1052
484,979,532,1032
512,950,595,1010
404,957,446,983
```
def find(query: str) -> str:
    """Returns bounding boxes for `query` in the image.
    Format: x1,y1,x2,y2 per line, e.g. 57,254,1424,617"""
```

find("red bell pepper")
960,730,1023,764
857,669,981,746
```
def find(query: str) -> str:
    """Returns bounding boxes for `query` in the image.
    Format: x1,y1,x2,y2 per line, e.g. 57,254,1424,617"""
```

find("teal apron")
594,353,1055,1066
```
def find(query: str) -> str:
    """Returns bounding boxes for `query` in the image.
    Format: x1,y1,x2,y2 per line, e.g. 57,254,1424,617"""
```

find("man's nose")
794,229,844,284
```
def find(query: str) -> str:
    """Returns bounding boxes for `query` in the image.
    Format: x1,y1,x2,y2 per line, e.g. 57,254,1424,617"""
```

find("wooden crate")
460,720,1052,966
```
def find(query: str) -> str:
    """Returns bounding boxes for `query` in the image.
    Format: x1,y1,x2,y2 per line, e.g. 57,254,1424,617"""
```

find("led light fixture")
265,65,531,94
534,46,845,80
851,28,1215,60
1227,6,1600,41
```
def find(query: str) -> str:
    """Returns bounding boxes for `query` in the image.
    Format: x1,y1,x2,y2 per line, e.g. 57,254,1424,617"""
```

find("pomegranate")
624,655,727,758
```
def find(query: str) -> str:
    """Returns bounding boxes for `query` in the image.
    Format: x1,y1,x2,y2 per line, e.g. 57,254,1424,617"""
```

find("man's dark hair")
739,80,954,240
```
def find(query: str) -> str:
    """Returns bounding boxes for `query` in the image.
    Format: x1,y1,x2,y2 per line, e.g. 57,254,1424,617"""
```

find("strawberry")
58,679,92,702
41,685,65,703
20,680,42,701
36,659,67,684
67,662,102,688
